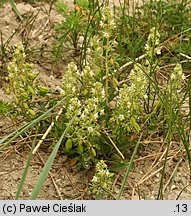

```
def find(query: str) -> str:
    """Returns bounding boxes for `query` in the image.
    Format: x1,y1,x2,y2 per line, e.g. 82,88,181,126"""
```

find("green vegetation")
0,0,191,200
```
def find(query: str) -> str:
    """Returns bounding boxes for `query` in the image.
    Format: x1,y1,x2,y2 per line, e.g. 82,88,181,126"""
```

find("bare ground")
0,1,191,200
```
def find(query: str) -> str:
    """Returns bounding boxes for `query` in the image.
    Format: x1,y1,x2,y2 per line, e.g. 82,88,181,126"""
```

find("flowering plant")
89,160,114,199
6,42,49,118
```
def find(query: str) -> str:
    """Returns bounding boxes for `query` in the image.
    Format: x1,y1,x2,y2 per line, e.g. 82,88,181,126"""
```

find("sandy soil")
0,1,191,200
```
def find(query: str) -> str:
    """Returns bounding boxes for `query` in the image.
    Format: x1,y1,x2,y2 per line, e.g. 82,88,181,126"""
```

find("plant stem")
117,134,142,199
105,37,109,105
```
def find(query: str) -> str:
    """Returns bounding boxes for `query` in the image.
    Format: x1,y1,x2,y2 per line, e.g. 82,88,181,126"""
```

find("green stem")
117,134,142,199
9,0,23,21
105,37,109,105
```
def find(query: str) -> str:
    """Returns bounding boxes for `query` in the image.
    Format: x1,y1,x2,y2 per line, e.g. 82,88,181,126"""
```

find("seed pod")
37,85,49,96
112,77,119,88
15,97,19,104
77,141,84,154
90,146,96,157
28,109,36,116
28,72,37,80
38,85,49,93
19,87,26,93
130,117,140,132
65,139,73,152
27,85,35,95
23,102,29,110
20,74,26,82
65,127,73,136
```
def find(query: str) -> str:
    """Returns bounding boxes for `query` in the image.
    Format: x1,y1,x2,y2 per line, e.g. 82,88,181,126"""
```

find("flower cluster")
62,62,105,99
88,5,118,65
110,63,147,134
62,62,81,100
164,63,185,105
90,36,103,58
6,42,49,118
99,6,116,39
6,43,36,117
99,6,118,56
89,160,114,199
62,62,106,158
145,27,161,60
61,5,119,163
170,63,185,90
65,96,104,138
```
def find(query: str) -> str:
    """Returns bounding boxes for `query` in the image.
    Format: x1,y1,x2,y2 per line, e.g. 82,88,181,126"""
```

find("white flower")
84,108,89,114
100,109,104,116
96,46,102,53
67,62,77,72
93,97,99,103
145,43,149,51
91,176,98,183
100,21,104,27
156,47,161,55
130,83,136,90
93,113,99,120
144,94,148,99
110,20,116,29
119,114,125,121
101,89,105,98
182,74,185,80
68,104,73,111
103,32,110,38
89,70,94,77
88,127,94,133
81,112,85,119
171,73,176,80
96,160,107,170
71,86,76,93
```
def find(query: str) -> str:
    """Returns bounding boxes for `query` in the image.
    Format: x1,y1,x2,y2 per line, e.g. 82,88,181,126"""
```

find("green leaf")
117,134,142,199
0,98,65,151
28,112,78,200
15,135,37,199
130,117,141,132
9,0,23,21
65,138,73,152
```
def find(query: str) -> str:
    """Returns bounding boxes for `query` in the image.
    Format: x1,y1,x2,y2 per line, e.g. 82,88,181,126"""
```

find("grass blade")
15,135,37,200
117,134,142,199
0,98,65,151
28,114,76,200
9,0,23,21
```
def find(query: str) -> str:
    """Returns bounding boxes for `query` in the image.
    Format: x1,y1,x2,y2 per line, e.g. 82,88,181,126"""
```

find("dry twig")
32,107,63,154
